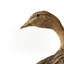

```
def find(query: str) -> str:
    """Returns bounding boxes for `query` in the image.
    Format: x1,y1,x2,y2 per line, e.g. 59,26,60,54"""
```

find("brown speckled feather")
37,49,64,64
37,55,54,64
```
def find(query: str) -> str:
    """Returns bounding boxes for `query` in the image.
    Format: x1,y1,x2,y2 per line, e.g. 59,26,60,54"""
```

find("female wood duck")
20,11,64,64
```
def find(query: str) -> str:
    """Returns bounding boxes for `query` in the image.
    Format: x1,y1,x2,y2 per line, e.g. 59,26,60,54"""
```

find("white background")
0,0,64,64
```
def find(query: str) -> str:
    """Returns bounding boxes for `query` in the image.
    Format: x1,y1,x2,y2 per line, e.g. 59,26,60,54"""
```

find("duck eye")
35,14,40,17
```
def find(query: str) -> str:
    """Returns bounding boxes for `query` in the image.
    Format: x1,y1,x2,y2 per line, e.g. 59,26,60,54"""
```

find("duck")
20,11,64,64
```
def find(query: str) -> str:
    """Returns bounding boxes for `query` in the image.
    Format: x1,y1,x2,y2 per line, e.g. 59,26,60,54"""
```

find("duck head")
20,11,62,31
20,11,64,50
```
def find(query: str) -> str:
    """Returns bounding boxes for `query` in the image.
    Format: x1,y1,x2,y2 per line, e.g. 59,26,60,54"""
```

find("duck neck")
53,21,64,50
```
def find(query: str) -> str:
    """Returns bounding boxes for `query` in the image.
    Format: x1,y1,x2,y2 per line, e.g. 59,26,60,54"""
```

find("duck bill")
20,21,31,29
